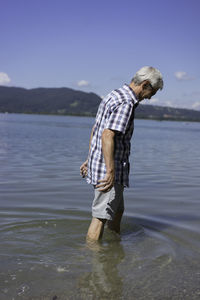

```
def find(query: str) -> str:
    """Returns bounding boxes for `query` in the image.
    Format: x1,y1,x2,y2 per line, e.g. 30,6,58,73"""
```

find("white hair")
131,66,163,90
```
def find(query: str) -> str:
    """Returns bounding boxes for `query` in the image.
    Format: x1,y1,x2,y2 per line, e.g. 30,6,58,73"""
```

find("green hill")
0,86,100,116
0,85,200,122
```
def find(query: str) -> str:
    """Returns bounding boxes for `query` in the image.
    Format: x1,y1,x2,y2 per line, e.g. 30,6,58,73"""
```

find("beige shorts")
92,183,124,220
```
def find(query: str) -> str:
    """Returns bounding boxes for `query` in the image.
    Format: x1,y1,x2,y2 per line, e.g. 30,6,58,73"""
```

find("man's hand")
96,170,115,192
80,160,88,178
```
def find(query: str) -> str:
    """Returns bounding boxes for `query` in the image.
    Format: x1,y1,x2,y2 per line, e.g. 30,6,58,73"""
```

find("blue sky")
1,0,200,110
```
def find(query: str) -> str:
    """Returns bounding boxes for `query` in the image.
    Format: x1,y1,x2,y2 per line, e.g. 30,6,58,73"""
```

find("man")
80,66,163,241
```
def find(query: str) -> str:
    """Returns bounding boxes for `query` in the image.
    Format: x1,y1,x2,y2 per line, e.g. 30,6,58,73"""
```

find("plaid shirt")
87,84,139,187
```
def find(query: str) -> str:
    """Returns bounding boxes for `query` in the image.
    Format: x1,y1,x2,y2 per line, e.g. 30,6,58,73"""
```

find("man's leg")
107,183,124,234
87,183,124,240
87,217,107,241
107,210,124,234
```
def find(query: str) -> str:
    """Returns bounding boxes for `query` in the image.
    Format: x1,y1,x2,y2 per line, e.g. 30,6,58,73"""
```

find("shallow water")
0,113,200,299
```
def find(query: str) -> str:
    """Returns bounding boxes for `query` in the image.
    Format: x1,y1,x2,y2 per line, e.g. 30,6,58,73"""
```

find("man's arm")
80,125,95,178
96,128,115,192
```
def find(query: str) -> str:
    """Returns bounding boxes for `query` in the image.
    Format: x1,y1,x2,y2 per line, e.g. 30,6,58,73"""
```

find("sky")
1,0,200,110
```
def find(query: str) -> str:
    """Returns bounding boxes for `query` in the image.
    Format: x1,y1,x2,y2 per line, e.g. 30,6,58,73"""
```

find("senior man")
80,66,163,241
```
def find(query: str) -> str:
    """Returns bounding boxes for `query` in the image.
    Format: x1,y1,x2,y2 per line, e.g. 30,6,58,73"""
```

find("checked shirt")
87,84,139,187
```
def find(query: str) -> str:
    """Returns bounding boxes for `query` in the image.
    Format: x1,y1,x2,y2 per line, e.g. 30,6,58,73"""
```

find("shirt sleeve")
105,102,133,134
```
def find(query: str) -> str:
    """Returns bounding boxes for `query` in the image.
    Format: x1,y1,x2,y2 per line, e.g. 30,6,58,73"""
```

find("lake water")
0,113,200,300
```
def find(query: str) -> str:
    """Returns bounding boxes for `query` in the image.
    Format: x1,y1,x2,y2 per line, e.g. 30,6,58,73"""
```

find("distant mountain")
1,85,200,122
0,86,100,116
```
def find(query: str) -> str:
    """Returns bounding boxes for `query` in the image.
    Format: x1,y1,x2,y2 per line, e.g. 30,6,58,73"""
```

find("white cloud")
156,100,173,107
174,71,193,81
165,101,173,107
149,97,159,104
192,102,200,110
142,99,175,108
77,80,90,87
141,97,160,105
0,72,11,85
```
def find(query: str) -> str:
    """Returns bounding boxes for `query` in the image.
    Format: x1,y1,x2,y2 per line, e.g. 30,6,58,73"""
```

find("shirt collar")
123,83,139,105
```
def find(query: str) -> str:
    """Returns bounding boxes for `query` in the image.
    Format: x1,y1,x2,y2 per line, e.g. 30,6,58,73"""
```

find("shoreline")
1,111,200,123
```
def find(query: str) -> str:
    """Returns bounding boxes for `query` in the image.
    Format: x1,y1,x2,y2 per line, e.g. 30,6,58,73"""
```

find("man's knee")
87,217,107,240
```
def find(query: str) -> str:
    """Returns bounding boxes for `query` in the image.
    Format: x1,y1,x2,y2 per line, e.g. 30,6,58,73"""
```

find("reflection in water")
78,234,125,300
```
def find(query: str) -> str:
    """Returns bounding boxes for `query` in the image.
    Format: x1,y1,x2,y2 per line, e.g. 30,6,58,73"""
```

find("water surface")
0,113,200,299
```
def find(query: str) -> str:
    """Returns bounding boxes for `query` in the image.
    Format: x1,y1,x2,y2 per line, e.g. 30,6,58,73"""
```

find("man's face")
138,82,158,101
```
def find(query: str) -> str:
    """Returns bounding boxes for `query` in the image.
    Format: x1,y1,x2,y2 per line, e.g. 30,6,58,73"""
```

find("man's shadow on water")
122,215,169,236
122,210,200,235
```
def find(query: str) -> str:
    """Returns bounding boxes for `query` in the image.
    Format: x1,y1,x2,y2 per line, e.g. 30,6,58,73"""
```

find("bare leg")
107,210,124,234
86,217,107,241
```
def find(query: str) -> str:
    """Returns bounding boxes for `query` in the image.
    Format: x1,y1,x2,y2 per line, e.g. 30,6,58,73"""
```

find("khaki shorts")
92,183,124,220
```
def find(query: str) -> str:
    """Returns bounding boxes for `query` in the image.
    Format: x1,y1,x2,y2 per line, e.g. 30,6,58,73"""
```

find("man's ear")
141,80,150,90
